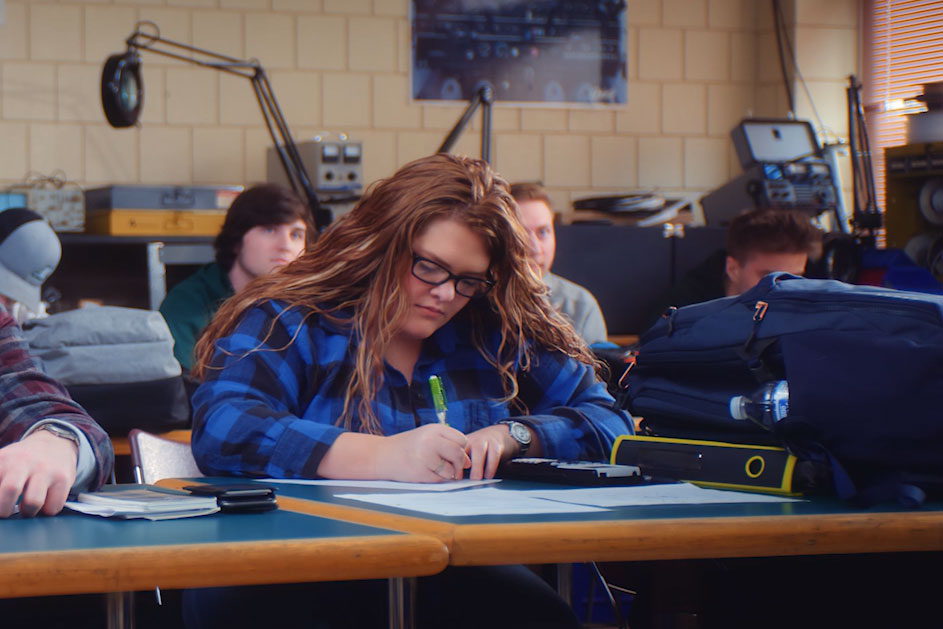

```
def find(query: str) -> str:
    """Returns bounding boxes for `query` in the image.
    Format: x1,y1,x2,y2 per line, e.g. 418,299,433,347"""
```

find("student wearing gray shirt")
511,183,608,345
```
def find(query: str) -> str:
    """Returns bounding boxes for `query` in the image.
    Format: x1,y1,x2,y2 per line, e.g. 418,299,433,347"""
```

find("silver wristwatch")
37,423,80,448
499,420,532,456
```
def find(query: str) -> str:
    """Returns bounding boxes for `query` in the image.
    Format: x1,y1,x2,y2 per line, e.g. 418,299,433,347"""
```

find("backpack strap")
737,301,775,381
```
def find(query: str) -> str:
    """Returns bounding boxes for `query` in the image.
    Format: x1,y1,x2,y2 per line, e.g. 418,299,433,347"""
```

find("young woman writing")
185,153,632,629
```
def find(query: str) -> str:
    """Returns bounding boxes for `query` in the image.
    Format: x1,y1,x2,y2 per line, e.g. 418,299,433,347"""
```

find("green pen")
428,375,447,424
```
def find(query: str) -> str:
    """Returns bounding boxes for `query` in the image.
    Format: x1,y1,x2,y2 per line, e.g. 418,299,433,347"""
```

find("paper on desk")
64,501,220,521
336,486,606,516
262,478,500,492
520,483,803,508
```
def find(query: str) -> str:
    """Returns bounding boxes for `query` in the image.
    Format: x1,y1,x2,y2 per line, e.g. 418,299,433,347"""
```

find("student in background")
184,154,631,629
159,184,314,371
510,182,608,345
0,208,113,518
657,208,823,311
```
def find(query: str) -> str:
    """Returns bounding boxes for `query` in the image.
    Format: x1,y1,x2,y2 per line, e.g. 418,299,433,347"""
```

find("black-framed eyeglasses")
411,255,494,299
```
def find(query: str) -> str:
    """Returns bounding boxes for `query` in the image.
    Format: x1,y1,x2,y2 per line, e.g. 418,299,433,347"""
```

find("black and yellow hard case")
610,434,801,496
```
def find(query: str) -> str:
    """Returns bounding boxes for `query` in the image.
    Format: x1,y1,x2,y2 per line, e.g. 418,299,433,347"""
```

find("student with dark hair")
658,208,823,312
160,183,314,371
510,182,608,345
183,154,631,628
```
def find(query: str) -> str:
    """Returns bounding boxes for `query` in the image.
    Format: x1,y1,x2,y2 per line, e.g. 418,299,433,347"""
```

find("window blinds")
865,0,943,212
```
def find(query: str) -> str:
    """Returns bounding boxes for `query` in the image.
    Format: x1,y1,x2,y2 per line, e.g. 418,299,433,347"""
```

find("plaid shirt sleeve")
191,302,349,479
0,309,113,491
514,348,634,461
191,302,634,477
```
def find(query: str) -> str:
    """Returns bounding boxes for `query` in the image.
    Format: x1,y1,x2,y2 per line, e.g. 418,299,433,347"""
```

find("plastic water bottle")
729,380,789,427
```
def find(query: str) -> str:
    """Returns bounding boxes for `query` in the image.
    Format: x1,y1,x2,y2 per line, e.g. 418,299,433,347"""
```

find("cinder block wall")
0,0,859,219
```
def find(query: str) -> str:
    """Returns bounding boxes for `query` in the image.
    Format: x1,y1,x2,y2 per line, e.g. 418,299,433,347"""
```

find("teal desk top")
0,509,392,554
191,476,943,526
181,477,943,566
0,500,449,598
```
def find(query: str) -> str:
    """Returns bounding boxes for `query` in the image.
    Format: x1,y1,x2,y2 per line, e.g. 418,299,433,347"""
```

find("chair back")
128,429,203,484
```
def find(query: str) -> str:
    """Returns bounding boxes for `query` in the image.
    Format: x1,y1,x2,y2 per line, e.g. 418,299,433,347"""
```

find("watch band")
37,423,81,448
499,420,532,456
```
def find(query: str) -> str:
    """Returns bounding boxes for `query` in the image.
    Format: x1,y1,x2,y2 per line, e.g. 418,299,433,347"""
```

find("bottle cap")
729,396,748,420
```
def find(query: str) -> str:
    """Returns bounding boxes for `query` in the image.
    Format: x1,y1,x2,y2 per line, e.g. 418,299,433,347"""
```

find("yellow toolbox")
84,185,241,236
85,208,227,236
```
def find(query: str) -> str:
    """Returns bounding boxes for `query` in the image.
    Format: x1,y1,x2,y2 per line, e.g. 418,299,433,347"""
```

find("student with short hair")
184,154,632,628
510,182,608,345
660,208,823,311
159,183,314,371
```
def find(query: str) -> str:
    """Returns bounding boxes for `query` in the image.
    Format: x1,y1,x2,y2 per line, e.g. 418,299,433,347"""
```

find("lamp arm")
437,85,494,163
846,74,881,235
250,71,330,230
120,22,330,230
479,86,493,163
127,27,258,80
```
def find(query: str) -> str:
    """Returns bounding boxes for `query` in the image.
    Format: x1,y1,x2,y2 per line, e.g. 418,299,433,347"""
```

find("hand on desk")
465,424,542,480
465,425,516,480
0,430,78,518
375,423,470,483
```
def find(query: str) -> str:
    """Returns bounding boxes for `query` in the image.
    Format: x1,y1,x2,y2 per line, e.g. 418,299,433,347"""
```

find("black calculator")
499,458,648,486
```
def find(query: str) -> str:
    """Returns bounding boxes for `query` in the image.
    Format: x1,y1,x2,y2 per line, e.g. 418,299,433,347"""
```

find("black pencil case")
183,483,278,513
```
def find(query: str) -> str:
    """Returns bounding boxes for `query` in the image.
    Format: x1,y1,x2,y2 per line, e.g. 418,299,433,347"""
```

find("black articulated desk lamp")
100,21,332,231
437,85,494,163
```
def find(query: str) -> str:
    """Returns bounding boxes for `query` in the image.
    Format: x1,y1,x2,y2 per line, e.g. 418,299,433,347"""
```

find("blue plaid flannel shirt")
191,300,633,478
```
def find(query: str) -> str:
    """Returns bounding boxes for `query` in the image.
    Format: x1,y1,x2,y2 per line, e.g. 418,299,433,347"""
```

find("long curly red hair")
193,153,597,434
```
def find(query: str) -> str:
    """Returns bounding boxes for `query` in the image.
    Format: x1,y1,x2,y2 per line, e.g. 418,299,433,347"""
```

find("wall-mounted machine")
268,137,363,218
700,119,844,229
267,138,363,196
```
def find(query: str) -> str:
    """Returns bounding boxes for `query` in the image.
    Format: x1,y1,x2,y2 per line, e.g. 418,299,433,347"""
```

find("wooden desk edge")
607,334,638,346
448,512,943,565
0,535,449,599
156,481,943,568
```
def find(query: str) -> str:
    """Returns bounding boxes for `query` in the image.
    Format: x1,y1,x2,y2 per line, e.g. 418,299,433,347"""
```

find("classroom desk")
606,334,638,347
160,478,943,567
0,506,448,628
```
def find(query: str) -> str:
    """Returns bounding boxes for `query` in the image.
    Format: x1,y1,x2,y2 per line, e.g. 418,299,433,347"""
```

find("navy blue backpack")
623,273,943,505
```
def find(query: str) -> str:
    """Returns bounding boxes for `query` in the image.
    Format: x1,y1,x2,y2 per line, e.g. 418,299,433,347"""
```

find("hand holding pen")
427,374,515,480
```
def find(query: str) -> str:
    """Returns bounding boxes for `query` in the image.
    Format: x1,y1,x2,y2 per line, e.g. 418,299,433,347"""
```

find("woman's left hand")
464,424,519,480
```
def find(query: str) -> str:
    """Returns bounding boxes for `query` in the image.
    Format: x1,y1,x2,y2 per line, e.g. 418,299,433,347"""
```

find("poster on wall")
411,0,627,106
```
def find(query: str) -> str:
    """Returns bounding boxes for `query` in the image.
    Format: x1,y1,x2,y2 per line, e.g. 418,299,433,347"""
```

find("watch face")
40,424,79,445
509,422,531,445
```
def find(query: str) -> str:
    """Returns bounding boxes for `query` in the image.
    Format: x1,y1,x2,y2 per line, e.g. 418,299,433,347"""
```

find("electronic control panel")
266,138,363,195
701,159,839,227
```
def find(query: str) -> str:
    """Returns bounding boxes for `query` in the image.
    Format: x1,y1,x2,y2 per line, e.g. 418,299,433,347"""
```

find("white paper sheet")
520,483,803,507
336,486,606,516
262,478,500,492
337,483,800,515
64,501,220,520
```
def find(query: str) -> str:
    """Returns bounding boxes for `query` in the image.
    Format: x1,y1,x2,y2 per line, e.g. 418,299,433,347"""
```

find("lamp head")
101,50,143,128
